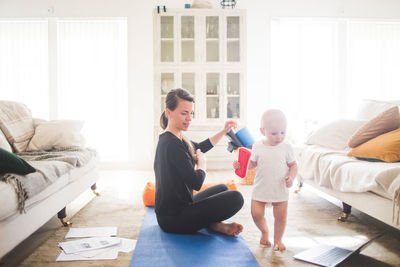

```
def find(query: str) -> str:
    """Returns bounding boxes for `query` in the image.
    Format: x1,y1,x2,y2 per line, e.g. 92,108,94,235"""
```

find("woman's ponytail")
160,111,168,130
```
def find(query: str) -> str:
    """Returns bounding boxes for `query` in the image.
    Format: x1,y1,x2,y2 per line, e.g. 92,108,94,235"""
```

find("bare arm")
285,161,298,187
209,120,237,146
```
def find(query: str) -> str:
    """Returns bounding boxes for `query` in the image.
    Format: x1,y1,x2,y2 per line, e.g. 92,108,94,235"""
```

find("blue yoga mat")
130,207,259,267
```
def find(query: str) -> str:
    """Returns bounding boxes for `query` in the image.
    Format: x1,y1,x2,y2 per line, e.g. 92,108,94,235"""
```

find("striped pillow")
0,129,12,152
0,101,34,152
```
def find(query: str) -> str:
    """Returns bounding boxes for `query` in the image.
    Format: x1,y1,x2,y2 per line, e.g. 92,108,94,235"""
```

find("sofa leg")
294,181,303,193
58,207,72,227
338,202,352,222
91,183,100,196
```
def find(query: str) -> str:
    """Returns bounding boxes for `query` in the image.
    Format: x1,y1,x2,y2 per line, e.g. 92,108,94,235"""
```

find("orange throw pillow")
142,180,238,207
347,128,400,162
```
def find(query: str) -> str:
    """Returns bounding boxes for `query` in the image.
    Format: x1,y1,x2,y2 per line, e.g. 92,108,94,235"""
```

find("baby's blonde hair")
260,109,287,129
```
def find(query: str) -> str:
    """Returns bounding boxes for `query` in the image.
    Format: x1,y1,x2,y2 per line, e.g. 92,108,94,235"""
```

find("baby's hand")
233,160,240,170
285,176,293,188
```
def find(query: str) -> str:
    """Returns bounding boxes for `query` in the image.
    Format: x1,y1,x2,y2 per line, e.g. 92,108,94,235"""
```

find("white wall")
1,0,400,169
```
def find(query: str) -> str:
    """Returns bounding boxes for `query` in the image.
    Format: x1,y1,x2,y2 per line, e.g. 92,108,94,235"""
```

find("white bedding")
297,145,400,200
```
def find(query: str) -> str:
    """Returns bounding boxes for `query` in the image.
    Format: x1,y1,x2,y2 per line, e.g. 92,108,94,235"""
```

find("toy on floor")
235,147,252,178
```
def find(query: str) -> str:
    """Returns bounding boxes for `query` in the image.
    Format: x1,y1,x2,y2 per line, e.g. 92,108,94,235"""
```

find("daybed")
296,99,400,231
0,101,100,259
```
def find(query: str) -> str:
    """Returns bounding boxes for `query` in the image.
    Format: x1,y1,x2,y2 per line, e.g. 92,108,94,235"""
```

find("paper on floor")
57,237,137,261
56,247,119,261
59,237,121,254
65,227,117,238
118,238,137,253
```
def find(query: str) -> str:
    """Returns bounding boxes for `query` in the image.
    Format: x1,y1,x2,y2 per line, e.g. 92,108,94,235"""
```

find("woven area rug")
14,170,400,267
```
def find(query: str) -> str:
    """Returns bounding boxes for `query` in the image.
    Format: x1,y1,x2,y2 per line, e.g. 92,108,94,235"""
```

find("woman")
154,88,244,235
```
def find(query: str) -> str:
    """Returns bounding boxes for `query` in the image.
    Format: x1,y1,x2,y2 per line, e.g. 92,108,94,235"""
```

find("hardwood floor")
1,170,399,267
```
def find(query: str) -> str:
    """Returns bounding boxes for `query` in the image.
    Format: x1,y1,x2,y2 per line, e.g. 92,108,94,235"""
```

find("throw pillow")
305,120,366,150
0,101,34,152
0,148,36,175
27,120,84,151
348,106,400,148
347,128,400,162
357,99,400,120
0,129,12,152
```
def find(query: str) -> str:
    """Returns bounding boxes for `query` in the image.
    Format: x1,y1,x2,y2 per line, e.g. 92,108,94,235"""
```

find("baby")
233,109,297,251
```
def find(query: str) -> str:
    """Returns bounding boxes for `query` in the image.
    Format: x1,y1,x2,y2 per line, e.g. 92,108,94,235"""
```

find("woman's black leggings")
156,184,244,234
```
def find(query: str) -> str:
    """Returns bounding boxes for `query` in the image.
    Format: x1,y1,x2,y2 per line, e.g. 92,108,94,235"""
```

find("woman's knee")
215,183,229,192
229,190,244,210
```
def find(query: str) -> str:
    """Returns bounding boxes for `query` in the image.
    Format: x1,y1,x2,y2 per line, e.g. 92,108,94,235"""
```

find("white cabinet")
154,9,246,169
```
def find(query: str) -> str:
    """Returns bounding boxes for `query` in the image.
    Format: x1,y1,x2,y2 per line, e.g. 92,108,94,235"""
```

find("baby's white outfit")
250,140,295,203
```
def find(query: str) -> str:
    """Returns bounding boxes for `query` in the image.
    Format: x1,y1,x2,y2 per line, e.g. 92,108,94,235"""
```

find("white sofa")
295,99,400,231
0,101,99,259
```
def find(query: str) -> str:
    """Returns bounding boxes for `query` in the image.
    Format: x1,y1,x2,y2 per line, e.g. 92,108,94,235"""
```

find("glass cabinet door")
206,73,220,119
206,16,219,62
182,72,195,117
226,16,240,62
181,16,195,62
182,72,195,95
226,73,240,118
161,73,175,111
160,16,174,62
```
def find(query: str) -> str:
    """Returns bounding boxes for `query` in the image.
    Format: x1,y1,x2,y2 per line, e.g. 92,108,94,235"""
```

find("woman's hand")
233,160,240,170
209,120,237,146
223,120,237,134
196,149,206,170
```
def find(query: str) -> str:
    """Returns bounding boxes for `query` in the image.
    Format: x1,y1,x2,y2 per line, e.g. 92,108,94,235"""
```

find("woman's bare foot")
260,232,271,246
273,242,286,251
210,222,243,236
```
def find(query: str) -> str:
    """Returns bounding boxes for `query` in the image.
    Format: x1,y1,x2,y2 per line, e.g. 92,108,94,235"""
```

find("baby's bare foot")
211,222,243,236
273,242,286,251
260,232,271,246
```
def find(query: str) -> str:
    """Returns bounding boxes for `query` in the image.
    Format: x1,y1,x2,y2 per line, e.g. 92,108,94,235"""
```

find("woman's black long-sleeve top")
154,131,213,216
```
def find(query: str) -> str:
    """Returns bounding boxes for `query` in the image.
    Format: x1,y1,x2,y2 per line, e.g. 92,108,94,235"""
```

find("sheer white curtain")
270,19,339,143
0,18,128,162
57,19,128,161
0,20,49,118
270,19,400,143
347,21,400,115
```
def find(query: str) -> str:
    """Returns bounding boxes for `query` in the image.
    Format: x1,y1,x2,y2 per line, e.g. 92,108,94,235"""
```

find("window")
271,19,400,143
0,18,128,162
0,20,49,118
347,21,400,114
271,19,339,142
57,19,128,161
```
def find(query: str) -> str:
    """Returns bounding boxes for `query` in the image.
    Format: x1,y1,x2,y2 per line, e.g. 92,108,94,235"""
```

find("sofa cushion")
27,120,84,151
0,148,36,175
306,120,366,150
0,130,12,152
348,106,400,148
0,101,34,152
347,128,400,162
